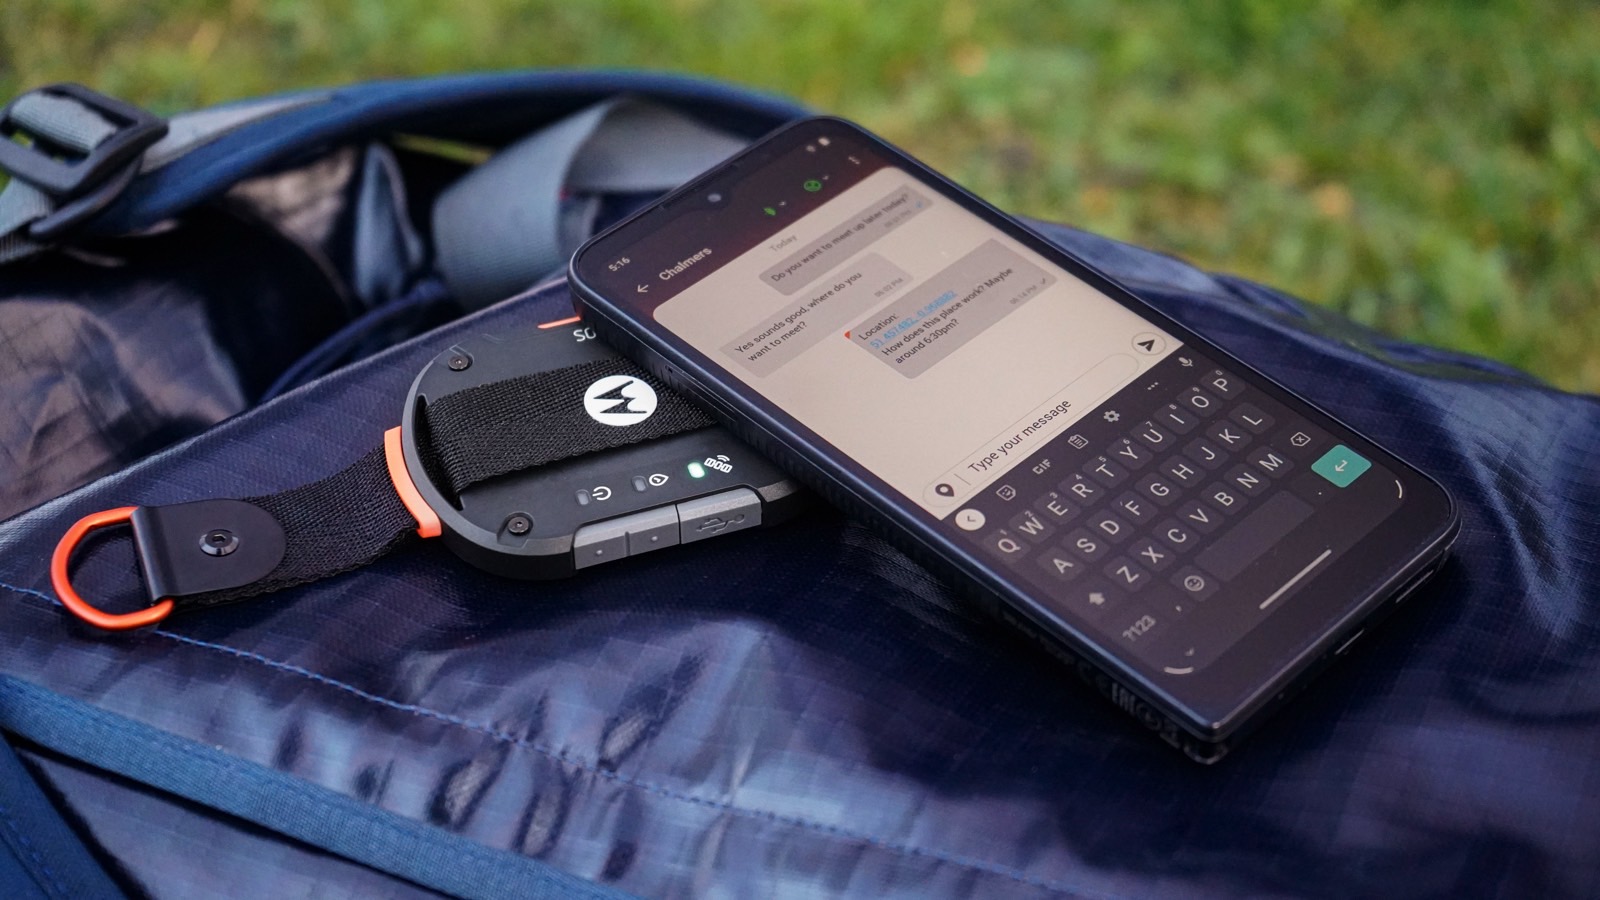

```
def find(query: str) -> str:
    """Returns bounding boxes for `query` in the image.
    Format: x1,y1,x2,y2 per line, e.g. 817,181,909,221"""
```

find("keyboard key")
1064,579,1119,617
1224,465,1269,496
1112,607,1166,649
1104,557,1151,591
1172,567,1219,601
1162,457,1205,486
1195,492,1315,580
1183,437,1229,470
1008,508,1056,544
1248,446,1295,478
982,530,1030,564
1083,455,1130,488
1229,403,1274,434
1059,472,1102,504
1035,546,1086,583
1173,502,1222,534
1130,540,1177,572
1153,403,1200,434
1180,387,1222,416
1112,492,1154,522
1155,519,1199,551
1203,483,1248,515
1202,369,1244,399
1107,437,1155,470
1207,421,1252,450
1034,490,1080,524
1063,527,1110,562
1279,422,1328,460
1133,420,1176,451
1312,444,1371,488
1089,512,1133,543
1134,473,1181,507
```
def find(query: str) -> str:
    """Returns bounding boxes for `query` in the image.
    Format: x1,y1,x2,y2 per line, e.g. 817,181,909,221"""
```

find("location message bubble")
724,253,910,377
847,240,1055,378
760,185,929,295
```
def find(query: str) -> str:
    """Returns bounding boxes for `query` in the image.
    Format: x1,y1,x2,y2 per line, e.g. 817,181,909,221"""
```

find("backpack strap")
0,73,806,266
432,98,748,309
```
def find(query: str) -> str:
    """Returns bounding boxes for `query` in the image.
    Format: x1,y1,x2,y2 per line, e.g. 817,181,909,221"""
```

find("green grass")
4,0,1597,391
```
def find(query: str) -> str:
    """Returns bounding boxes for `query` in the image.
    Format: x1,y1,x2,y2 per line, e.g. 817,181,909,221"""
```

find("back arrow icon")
636,284,650,293
1334,460,1348,472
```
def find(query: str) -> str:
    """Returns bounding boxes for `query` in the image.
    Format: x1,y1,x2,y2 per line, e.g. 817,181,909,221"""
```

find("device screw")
447,354,471,371
506,514,532,536
200,529,239,557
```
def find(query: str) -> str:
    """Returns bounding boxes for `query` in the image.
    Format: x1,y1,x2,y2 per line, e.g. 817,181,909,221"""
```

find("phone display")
570,118,1457,758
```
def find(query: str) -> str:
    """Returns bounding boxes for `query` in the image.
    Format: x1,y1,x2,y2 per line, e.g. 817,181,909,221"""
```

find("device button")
572,518,630,569
623,505,681,557
677,488,762,544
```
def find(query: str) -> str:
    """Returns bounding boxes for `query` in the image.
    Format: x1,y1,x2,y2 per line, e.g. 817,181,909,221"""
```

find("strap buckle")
0,83,168,240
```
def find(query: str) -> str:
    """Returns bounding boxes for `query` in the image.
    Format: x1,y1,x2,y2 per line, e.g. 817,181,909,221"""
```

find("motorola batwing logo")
583,374,658,426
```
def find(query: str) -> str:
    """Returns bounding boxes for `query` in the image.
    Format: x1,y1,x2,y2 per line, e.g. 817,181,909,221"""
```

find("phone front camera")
707,192,724,204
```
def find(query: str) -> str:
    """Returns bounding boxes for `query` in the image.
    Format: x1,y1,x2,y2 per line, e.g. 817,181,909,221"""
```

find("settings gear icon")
1102,410,1121,423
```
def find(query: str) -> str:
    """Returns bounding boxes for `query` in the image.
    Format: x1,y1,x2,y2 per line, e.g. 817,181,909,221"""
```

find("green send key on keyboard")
1312,444,1371,487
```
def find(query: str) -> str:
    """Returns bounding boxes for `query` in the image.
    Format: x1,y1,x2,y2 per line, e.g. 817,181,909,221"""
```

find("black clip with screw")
132,500,286,600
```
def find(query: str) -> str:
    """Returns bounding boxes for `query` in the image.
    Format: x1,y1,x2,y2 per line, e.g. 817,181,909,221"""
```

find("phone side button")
678,488,762,544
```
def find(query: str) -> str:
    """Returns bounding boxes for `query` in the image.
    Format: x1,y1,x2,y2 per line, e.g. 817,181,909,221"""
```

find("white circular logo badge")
583,375,658,427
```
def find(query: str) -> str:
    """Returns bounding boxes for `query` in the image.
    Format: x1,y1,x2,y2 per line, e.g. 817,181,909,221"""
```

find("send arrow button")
1131,332,1165,354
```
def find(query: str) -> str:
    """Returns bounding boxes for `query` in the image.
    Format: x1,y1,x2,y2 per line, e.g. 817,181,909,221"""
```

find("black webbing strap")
177,448,418,609
58,359,717,622
418,358,712,497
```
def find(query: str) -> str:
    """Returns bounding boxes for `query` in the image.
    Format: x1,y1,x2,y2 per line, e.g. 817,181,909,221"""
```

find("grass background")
3,0,1597,391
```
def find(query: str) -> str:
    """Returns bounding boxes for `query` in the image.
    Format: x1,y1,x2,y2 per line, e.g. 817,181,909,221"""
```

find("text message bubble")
760,185,929,295
724,253,910,377
847,240,1055,378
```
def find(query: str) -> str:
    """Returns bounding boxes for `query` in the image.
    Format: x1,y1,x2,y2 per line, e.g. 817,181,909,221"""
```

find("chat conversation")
723,253,910,377
847,240,1055,378
760,185,929,295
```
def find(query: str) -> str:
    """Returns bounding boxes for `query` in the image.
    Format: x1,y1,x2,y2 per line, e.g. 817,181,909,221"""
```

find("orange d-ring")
50,506,175,630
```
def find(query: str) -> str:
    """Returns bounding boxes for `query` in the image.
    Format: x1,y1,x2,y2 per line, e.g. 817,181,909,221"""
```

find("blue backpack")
2,72,1597,898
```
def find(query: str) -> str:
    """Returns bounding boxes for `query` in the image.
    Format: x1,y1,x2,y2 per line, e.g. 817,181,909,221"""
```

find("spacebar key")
1195,492,1315,581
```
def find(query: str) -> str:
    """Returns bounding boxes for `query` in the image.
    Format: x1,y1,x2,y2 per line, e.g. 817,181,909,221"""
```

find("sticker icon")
583,375,658,426
995,484,1018,501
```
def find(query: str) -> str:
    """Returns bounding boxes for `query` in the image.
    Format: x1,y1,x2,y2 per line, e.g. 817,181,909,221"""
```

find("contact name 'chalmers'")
660,248,713,281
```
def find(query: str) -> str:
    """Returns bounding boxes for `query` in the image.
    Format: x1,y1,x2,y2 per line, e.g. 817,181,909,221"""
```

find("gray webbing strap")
430,99,748,310
9,92,121,153
0,180,53,264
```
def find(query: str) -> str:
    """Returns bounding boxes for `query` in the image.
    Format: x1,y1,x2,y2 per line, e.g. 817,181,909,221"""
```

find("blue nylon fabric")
88,70,809,238
0,735,124,899
0,215,1596,898
0,676,624,900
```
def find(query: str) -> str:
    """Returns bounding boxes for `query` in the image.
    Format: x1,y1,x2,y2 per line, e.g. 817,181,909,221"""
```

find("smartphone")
568,116,1458,761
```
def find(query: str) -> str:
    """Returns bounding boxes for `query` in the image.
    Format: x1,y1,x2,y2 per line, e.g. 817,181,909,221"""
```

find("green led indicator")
803,179,823,192
687,461,707,479
763,206,777,216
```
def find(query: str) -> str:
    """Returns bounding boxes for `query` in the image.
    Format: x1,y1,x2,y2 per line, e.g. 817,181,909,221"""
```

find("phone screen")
574,120,1454,726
